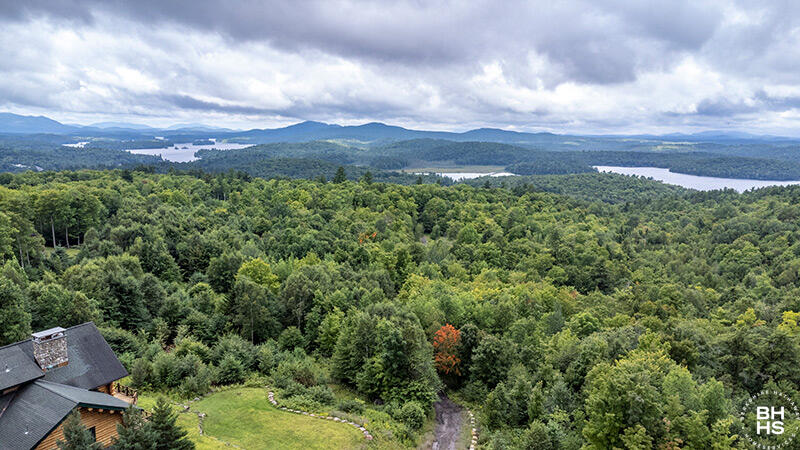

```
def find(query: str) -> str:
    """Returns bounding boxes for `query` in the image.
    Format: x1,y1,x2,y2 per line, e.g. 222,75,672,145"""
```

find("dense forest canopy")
1,167,800,447
5,131,800,181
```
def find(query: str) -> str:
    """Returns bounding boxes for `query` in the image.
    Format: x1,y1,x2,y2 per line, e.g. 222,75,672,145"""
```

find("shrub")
173,337,211,362
152,352,180,388
335,398,366,414
280,395,325,413
395,401,426,430
272,355,327,388
460,380,489,403
130,358,152,390
216,354,246,385
179,365,214,398
278,326,305,351
210,334,257,369
256,341,282,374
306,385,335,405
99,327,142,357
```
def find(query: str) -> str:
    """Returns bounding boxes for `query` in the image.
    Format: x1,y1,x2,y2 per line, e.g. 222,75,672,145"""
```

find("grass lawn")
140,388,367,449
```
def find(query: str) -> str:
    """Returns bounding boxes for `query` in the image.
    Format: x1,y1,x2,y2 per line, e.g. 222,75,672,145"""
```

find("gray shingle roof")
10,322,128,390
0,380,130,450
0,346,43,392
0,322,132,449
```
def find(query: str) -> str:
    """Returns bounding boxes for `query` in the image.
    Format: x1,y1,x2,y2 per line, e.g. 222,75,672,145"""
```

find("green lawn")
140,388,367,449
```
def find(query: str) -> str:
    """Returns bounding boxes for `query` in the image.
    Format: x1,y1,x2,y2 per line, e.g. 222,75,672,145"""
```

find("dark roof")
0,380,129,450
0,346,42,392
11,322,128,390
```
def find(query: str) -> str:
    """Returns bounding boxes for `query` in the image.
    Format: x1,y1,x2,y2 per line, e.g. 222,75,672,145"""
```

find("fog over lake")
595,166,800,192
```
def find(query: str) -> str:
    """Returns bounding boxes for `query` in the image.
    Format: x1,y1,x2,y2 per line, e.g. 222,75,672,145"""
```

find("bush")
280,395,325,413
216,353,246,385
280,381,308,398
306,385,335,405
99,327,142,357
130,358,152,389
173,337,211,362
179,365,214,398
460,380,489,403
335,398,366,414
278,327,305,351
272,355,327,388
256,341,282,375
210,334,257,369
152,352,180,388
395,401,426,430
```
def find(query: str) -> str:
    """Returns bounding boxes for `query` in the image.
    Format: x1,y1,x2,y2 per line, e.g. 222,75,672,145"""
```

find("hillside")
2,169,800,448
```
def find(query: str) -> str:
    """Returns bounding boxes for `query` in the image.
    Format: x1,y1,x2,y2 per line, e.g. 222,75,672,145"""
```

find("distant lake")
416,171,516,181
595,166,800,192
127,139,250,162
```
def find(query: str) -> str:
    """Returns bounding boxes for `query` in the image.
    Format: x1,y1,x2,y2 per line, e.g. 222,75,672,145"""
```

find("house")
0,323,133,449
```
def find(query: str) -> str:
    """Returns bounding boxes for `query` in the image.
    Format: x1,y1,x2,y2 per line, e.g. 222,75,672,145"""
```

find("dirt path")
432,394,463,450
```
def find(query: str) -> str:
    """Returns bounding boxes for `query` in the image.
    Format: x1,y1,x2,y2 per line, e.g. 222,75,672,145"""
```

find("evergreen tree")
0,277,30,346
112,406,157,450
150,397,194,450
57,410,103,450
333,166,347,183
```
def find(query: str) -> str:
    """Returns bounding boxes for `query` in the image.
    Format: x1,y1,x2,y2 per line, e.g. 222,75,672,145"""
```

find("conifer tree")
57,410,102,450
112,406,157,450
150,397,194,450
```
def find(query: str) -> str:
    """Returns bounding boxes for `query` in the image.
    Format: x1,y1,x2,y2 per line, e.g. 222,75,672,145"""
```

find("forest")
6,135,800,182
1,167,800,448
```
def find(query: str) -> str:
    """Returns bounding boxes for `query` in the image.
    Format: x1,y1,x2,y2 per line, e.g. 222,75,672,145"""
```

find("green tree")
150,397,194,450
0,277,30,345
112,406,157,449
333,166,347,183
228,276,273,343
57,410,103,450
237,258,279,292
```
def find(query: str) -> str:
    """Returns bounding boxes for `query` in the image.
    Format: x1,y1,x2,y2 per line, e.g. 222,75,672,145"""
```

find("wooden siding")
95,382,115,396
35,407,122,449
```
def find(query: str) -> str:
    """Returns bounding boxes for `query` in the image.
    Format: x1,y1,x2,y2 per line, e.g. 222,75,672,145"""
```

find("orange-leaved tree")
433,324,461,376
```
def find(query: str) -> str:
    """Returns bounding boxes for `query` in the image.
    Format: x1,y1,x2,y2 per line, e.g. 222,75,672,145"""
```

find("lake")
127,139,251,162
415,171,516,181
595,166,800,192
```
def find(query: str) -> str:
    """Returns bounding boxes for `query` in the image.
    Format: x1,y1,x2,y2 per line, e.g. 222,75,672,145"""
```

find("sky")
2,0,800,135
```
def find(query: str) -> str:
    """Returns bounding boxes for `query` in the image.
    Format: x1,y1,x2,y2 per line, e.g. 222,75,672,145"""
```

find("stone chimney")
31,327,68,371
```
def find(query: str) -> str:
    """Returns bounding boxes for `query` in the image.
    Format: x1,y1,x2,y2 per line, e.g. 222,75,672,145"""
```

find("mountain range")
1,112,797,144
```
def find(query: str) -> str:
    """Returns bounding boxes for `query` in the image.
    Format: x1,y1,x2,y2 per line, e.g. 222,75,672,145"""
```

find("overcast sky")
2,0,800,134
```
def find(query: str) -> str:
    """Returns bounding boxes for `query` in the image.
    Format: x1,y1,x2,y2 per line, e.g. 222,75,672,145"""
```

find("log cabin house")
0,323,133,449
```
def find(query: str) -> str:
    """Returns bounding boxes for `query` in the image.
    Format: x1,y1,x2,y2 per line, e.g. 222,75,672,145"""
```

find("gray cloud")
1,1,800,134
0,0,725,84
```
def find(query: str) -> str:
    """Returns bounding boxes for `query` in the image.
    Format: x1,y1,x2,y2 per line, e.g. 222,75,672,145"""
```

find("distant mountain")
235,121,560,144
2,111,800,145
87,121,155,130
165,123,236,132
626,130,799,143
0,113,77,134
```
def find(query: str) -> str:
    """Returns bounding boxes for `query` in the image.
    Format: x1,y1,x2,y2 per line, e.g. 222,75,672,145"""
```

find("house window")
89,426,97,442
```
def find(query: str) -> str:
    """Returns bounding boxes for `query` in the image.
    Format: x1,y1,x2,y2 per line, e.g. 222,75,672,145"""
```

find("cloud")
0,1,800,134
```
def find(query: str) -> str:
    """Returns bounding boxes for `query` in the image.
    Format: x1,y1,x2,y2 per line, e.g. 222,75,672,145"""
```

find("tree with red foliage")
433,324,461,376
